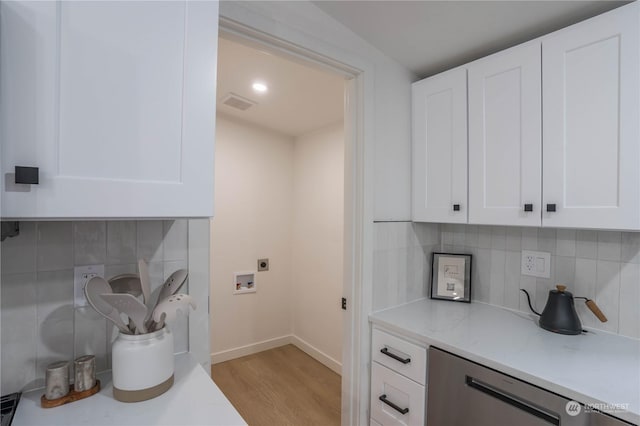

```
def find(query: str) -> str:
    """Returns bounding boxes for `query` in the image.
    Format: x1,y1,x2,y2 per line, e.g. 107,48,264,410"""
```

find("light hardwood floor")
211,344,341,426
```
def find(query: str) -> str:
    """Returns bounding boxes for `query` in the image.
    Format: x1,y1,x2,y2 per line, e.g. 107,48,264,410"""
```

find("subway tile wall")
0,220,189,395
373,222,640,340
441,225,640,339
372,222,440,311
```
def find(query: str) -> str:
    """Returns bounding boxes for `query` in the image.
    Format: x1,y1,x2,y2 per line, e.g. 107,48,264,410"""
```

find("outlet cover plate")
74,264,105,307
257,258,269,272
521,250,551,278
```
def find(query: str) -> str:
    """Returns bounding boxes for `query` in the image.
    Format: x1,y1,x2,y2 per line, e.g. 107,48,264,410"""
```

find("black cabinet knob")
453,204,460,212
546,204,556,212
14,166,39,184
524,204,533,212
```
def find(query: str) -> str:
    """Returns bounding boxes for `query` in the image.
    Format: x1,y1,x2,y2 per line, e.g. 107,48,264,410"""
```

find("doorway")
210,33,349,424
212,12,368,426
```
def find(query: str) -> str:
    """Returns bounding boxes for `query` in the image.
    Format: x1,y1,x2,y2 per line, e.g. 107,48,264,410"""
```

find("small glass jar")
111,327,174,402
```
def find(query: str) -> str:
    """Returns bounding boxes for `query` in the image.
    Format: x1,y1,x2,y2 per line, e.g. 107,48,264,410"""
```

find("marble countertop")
13,353,246,426
370,298,640,425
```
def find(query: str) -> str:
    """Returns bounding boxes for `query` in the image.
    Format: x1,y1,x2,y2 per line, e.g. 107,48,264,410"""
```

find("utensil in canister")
137,259,151,307
108,273,143,331
100,293,149,334
154,270,188,310
145,269,189,330
521,285,607,335
150,293,196,331
84,276,130,334
108,274,143,298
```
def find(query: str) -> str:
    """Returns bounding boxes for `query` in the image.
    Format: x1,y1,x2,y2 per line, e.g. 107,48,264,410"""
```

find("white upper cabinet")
412,68,468,223
412,2,639,230
468,42,542,227
1,1,218,219
542,3,640,230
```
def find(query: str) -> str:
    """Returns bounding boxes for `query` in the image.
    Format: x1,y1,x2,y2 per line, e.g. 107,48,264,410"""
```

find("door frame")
218,16,368,426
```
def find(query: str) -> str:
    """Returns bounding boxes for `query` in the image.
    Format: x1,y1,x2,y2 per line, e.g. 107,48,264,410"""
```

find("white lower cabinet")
371,328,426,426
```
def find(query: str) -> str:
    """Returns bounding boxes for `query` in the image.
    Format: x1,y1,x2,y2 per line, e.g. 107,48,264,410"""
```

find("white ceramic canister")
112,327,174,402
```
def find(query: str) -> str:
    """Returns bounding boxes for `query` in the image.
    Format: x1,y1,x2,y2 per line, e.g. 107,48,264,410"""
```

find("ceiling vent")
220,93,256,111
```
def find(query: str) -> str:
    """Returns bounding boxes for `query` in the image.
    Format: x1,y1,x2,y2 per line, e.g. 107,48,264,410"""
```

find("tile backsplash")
373,222,640,340
373,222,440,311
1,220,189,395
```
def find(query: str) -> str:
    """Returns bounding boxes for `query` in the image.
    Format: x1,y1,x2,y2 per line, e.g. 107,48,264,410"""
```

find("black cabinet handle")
453,204,460,211
14,166,39,184
380,347,411,364
524,204,533,212
379,394,409,415
546,204,556,212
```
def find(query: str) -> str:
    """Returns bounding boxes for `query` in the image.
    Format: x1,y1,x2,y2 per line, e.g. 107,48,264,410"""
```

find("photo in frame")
430,252,472,302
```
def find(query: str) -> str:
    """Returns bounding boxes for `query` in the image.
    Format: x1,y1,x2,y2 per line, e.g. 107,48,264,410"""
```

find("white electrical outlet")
74,264,105,307
521,250,551,278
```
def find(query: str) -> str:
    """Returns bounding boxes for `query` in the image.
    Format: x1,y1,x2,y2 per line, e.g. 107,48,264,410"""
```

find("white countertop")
370,298,640,425
13,353,247,426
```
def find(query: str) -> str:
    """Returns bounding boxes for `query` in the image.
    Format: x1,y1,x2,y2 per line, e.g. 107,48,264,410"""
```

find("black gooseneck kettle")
521,285,607,335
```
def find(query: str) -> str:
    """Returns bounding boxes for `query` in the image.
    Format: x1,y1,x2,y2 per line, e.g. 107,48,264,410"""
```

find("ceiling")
216,37,345,137
313,0,630,78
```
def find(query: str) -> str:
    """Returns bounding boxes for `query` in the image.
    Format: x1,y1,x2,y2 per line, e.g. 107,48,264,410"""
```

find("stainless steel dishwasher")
427,347,633,426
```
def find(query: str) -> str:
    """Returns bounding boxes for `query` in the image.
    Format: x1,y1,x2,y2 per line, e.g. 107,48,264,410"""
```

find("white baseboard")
210,335,292,364
291,335,342,375
210,335,342,376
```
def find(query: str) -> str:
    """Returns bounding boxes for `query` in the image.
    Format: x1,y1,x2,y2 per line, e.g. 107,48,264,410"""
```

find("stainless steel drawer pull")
379,394,409,415
380,347,411,364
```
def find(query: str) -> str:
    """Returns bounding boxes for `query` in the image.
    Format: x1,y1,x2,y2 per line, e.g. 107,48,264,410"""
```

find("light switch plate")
74,264,105,307
521,250,551,278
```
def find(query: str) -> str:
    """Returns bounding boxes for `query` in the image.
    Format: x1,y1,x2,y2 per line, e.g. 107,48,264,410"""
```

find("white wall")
210,114,294,357
292,122,344,371
211,115,345,372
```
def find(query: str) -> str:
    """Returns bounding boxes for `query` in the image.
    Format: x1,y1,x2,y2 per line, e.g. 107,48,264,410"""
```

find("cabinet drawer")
371,362,425,426
372,328,426,385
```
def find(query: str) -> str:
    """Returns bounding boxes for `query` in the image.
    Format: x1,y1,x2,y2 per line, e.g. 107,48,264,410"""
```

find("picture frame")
430,252,472,303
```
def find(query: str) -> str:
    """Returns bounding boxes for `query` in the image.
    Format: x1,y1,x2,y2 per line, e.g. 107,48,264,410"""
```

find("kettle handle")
585,299,608,323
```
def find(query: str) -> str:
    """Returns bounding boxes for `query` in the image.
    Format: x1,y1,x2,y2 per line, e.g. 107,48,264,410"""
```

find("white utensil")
154,269,188,310
108,273,142,298
137,259,151,307
151,294,196,331
84,276,130,334
100,293,149,334
109,273,144,331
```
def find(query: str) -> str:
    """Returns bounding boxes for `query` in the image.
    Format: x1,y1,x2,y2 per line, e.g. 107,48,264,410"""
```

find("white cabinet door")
1,1,218,219
542,3,640,230
468,42,542,227
412,67,467,223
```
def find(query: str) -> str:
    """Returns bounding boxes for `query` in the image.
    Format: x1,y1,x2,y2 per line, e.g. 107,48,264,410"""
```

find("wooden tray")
41,380,101,408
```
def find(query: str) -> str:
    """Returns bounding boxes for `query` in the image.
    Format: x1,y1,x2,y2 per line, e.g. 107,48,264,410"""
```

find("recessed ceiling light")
252,82,268,93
